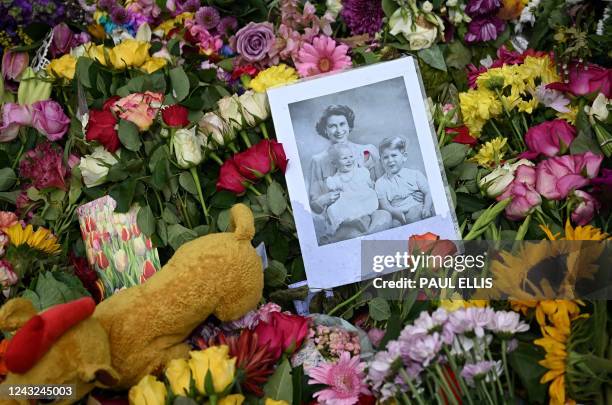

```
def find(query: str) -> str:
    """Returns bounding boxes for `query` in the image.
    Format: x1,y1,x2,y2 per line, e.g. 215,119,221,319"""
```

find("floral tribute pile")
0,0,611,403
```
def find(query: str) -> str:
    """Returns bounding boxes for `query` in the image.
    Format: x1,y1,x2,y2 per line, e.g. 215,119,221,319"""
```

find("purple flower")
0,103,33,142
50,23,75,57
399,327,443,367
98,0,115,12
233,22,275,63
466,307,495,337
19,142,70,190
368,328,385,347
487,311,529,336
465,16,506,43
497,165,542,221
446,308,473,335
461,360,502,387
195,6,220,30
340,0,384,36
218,16,238,37
535,152,603,200
465,0,501,17
2,50,29,84
31,100,71,141
110,6,129,25
571,190,600,226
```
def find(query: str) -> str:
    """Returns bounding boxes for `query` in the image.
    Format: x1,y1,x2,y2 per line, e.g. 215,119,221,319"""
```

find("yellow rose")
128,375,166,405
84,42,110,66
218,394,245,405
265,400,290,405
47,54,77,80
188,345,236,395
165,358,191,396
140,57,167,74
109,39,150,70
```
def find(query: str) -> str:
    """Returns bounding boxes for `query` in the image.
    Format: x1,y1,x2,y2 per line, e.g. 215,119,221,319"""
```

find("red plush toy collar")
4,297,96,374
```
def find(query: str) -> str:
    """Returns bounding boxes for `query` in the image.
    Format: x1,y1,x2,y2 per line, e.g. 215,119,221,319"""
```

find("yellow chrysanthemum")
459,88,502,136
155,12,194,36
249,64,298,93
556,105,578,125
471,136,507,166
439,296,489,311
4,224,61,254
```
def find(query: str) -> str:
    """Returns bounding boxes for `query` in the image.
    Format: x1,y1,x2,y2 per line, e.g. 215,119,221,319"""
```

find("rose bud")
217,94,243,131
270,140,288,173
86,109,121,152
238,90,269,127
31,100,71,141
479,159,535,198
523,119,576,158
2,50,29,84
162,104,190,128
570,190,600,226
216,159,250,194
172,127,203,169
234,140,272,180
50,23,75,57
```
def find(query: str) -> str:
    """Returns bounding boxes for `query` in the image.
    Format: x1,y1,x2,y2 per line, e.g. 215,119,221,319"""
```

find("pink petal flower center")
318,57,331,72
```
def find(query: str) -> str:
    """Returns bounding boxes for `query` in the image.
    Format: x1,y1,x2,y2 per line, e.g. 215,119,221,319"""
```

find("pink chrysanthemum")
308,352,370,405
295,35,351,78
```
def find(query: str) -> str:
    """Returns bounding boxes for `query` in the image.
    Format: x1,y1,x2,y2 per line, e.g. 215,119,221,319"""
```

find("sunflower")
4,224,61,255
540,220,610,241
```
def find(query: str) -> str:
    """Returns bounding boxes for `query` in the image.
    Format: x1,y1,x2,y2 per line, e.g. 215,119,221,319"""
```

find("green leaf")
210,191,236,209
156,219,168,246
217,58,235,72
76,57,94,88
169,67,190,102
35,272,85,310
418,45,447,72
445,41,472,70
151,159,169,190
137,205,156,236
109,178,137,213
217,209,231,232
380,313,402,348
369,297,391,321
265,260,287,288
263,357,293,402
162,207,180,224
21,289,42,310
179,171,198,195
0,190,20,204
441,143,469,169
267,181,287,216
382,0,399,17
167,223,197,250
118,120,142,151
509,342,547,403
0,167,17,191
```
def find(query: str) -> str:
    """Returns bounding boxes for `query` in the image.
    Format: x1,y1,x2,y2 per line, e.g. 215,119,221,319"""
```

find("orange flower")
497,0,527,20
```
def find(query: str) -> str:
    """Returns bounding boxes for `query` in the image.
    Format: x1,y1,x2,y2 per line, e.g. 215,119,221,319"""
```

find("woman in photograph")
308,104,391,243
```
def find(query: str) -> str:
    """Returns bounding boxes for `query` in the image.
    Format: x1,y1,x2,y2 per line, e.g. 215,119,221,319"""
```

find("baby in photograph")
325,143,379,235
375,136,433,225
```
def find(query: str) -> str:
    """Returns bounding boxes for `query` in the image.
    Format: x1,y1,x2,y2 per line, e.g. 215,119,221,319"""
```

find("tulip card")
77,196,161,297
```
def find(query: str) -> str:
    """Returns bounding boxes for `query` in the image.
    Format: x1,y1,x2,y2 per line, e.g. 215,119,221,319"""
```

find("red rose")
103,96,121,111
408,232,458,266
86,109,120,152
270,140,288,173
447,126,477,146
231,64,259,81
254,312,309,360
161,104,190,128
234,140,272,180
216,159,250,194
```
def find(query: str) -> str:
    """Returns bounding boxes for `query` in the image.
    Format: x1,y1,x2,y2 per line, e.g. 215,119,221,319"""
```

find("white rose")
238,90,270,127
325,0,343,18
479,159,534,198
198,111,232,147
173,127,203,169
585,92,610,124
217,94,243,131
389,9,438,51
79,147,120,188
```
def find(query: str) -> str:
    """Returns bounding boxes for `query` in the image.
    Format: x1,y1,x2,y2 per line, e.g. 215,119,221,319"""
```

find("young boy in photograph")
375,136,433,225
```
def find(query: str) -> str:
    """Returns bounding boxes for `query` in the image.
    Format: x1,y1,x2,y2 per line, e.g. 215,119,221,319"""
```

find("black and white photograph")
289,78,434,246
268,58,460,289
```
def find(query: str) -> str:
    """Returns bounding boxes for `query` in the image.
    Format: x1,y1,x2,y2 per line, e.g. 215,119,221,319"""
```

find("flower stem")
228,142,239,154
400,368,426,405
247,184,262,196
501,340,515,402
11,140,26,170
435,364,459,405
240,130,252,148
169,128,176,156
259,122,270,139
209,151,224,165
189,167,210,225
326,281,372,316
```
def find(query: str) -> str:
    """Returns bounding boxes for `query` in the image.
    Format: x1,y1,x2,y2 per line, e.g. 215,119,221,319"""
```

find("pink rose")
31,100,70,141
497,165,541,220
523,119,576,158
535,152,603,200
547,63,612,98
0,103,33,142
112,91,163,131
570,190,600,226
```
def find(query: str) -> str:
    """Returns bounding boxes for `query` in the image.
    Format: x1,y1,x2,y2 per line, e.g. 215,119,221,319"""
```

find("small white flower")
422,1,434,12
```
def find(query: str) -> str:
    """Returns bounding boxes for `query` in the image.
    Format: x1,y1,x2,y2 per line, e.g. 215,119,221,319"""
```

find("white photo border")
268,57,461,289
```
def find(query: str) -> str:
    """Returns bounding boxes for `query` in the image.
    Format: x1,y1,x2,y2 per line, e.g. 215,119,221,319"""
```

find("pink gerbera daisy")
307,352,370,405
295,36,352,78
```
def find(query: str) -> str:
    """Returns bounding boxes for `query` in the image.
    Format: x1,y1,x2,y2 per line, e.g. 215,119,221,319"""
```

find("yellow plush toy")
0,203,264,403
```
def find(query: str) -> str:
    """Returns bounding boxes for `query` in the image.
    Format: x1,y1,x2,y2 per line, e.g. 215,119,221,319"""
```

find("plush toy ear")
78,364,120,387
0,298,38,332
229,203,255,240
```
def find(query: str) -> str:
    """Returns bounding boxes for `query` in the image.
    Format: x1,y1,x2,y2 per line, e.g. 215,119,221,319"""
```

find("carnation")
19,142,70,190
